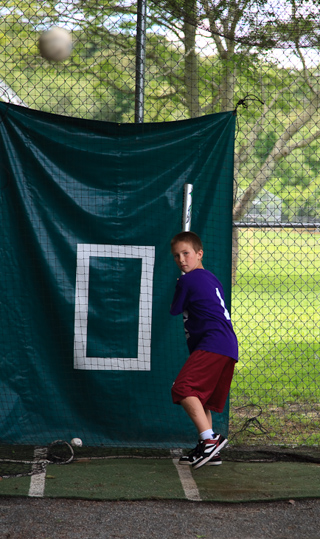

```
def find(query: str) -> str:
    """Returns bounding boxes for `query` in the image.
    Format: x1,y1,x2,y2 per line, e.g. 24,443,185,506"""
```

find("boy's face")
171,241,204,273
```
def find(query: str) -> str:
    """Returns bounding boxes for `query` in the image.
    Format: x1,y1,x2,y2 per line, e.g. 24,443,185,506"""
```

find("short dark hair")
170,231,203,253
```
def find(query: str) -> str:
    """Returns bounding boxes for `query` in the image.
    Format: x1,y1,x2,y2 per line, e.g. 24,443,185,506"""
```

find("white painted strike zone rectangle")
73,244,155,370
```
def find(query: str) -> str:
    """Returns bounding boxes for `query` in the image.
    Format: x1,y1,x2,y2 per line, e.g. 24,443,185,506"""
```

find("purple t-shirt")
170,269,238,361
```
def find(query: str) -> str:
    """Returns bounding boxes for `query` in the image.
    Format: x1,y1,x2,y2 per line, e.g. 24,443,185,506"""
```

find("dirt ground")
1,497,320,539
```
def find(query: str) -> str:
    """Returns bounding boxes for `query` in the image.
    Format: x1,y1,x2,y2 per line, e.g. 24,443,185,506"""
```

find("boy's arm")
170,278,188,315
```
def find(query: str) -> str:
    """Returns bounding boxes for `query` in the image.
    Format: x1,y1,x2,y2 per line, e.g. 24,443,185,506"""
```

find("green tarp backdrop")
0,102,235,447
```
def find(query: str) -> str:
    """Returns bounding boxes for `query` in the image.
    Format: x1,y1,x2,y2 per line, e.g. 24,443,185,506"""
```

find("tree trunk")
220,42,235,113
183,18,201,118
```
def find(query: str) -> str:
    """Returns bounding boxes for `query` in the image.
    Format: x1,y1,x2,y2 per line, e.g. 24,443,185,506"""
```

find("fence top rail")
233,222,320,229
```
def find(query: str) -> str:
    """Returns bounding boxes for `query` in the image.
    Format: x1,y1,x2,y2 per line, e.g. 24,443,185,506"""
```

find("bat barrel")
182,183,193,232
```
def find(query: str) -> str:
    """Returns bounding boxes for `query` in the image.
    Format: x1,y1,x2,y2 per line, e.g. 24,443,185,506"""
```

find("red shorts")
171,350,235,413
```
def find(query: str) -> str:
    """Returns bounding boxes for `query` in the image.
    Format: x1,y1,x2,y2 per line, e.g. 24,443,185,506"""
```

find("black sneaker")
192,434,228,470
178,441,201,465
179,451,222,466
179,441,222,466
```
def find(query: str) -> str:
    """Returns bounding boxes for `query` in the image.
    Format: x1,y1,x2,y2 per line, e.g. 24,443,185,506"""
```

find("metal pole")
135,0,147,123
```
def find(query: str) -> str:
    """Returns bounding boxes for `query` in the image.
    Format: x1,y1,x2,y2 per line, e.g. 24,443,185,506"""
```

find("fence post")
135,0,147,123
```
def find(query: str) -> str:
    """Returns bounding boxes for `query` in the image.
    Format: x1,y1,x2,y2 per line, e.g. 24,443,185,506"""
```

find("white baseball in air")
38,27,72,62
70,437,83,447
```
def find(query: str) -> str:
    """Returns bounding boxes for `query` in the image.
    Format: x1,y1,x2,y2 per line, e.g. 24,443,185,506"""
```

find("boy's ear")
198,249,204,259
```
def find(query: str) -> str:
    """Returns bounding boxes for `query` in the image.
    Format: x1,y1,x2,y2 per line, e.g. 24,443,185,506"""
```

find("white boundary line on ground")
28,447,48,498
27,453,201,500
172,458,201,501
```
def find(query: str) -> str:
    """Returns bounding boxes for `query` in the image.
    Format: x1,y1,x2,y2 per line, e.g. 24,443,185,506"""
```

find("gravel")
1,497,319,539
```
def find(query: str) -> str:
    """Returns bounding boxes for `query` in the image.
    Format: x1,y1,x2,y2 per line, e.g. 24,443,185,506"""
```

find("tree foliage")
1,0,320,233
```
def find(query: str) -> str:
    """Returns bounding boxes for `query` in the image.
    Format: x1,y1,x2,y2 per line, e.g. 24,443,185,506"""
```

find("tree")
148,0,320,280
1,1,320,281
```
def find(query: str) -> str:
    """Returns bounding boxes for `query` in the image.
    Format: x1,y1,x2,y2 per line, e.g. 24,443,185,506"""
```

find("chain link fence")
1,0,320,447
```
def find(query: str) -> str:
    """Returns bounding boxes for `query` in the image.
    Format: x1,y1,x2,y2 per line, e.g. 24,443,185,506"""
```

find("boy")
170,231,238,469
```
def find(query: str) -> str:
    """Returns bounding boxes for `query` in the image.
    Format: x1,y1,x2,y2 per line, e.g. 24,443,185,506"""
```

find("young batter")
170,231,238,469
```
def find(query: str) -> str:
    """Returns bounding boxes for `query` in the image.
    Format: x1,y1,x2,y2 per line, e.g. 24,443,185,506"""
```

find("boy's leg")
180,396,211,434
180,396,228,470
178,399,222,467
180,396,222,442
205,408,212,429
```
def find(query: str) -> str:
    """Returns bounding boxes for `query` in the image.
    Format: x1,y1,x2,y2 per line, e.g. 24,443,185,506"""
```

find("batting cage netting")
0,101,235,449
0,1,320,470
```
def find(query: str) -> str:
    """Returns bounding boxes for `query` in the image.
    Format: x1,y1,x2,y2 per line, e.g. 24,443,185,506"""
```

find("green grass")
230,228,320,446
